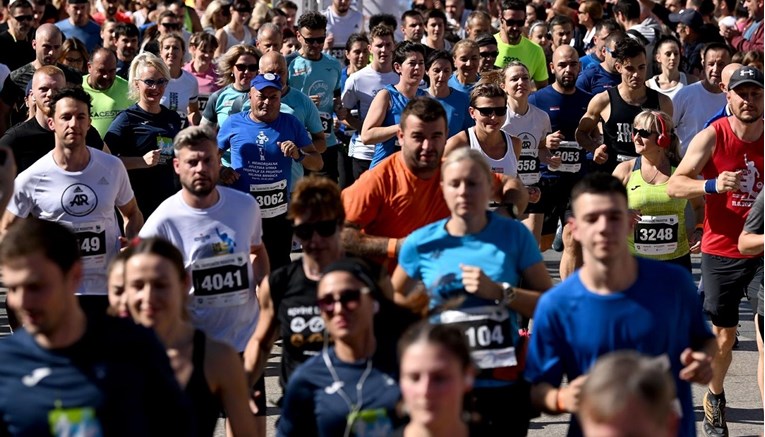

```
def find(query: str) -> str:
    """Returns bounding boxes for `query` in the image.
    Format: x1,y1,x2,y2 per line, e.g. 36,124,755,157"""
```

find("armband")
704,178,719,194
387,238,398,259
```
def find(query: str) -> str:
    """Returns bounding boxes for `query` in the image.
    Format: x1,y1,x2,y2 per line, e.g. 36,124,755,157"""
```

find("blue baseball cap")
250,73,282,91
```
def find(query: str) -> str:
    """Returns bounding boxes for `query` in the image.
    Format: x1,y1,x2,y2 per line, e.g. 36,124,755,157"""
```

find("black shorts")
467,381,531,437
526,176,576,236
701,253,764,328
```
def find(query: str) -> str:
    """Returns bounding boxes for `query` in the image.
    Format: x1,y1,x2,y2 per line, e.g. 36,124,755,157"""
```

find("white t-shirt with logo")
341,66,399,161
161,69,200,123
139,186,263,352
502,103,551,185
8,148,134,295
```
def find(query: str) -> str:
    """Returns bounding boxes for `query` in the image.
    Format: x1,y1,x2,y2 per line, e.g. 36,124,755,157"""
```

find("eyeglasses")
502,18,525,28
473,106,508,117
234,63,258,72
479,50,499,58
13,14,34,21
300,34,327,45
160,22,180,30
293,219,338,240
317,288,369,315
634,128,657,138
137,78,169,87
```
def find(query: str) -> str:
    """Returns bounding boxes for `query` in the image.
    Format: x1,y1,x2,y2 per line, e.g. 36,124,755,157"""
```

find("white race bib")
249,179,288,218
190,253,251,308
634,214,679,255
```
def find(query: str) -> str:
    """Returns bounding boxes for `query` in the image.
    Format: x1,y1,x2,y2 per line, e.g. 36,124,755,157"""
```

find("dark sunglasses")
301,34,326,45
634,128,656,139
503,18,525,27
317,288,368,315
234,63,258,72
234,7,252,13
473,106,508,117
13,14,34,22
292,219,338,240
161,22,180,29
480,50,499,58
137,78,169,87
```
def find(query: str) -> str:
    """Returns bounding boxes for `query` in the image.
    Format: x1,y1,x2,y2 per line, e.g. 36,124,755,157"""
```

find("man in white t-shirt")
323,0,363,59
673,42,731,155
340,24,398,180
1,86,143,302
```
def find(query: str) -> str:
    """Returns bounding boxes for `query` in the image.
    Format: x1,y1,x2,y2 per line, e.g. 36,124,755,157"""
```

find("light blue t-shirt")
56,19,102,53
281,88,324,188
287,53,343,146
448,73,479,95
432,87,474,138
369,85,427,168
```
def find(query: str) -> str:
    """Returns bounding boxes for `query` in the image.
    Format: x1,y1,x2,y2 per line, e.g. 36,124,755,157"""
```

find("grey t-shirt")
743,190,764,315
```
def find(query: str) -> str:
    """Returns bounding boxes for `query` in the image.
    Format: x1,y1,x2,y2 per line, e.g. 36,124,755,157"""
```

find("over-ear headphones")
654,111,670,149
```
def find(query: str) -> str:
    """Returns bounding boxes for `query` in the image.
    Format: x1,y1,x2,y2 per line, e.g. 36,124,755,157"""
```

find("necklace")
322,347,374,437
643,157,668,184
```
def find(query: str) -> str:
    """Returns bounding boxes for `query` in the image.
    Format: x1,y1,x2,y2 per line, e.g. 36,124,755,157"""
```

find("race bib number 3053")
550,141,582,173
191,253,251,308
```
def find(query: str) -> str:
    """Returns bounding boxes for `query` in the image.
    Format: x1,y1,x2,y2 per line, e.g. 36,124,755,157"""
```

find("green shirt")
82,75,134,138
494,34,549,83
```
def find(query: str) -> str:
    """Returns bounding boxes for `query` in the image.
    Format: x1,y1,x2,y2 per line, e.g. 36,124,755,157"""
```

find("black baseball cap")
728,66,764,90
668,9,703,31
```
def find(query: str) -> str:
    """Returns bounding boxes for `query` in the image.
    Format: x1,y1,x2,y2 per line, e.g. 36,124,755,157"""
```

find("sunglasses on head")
301,35,326,45
503,18,525,27
161,22,180,29
479,50,499,58
13,14,34,21
234,63,258,72
292,219,338,240
317,288,369,315
473,106,508,117
633,128,656,139
137,78,169,87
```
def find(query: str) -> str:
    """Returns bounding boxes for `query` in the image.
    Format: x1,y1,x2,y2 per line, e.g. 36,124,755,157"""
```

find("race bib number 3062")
250,179,288,218
191,253,251,308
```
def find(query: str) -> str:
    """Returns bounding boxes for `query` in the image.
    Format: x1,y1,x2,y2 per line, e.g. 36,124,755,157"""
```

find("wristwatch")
497,282,517,307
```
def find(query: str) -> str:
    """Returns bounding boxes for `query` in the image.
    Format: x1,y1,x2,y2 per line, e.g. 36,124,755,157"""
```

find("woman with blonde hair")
201,44,260,130
612,110,703,271
201,0,229,33
158,32,200,126
105,52,182,217
449,39,481,94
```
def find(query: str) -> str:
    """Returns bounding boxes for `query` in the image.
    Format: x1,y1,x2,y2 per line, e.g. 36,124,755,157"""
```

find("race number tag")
441,306,517,369
517,155,540,185
249,179,288,218
190,253,251,308
319,111,333,134
72,222,107,268
617,154,636,163
550,141,582,173
634,214,679,255
157,135,174,164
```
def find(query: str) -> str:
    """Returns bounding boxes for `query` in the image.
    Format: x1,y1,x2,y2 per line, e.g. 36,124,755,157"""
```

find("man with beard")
0,0,35,71
55,0,102,52
576,37,673,174
672,42,731,155
0,66,104,172
494,0,548,89
139,125,270,434
114,23,139,79
82,48,132,138
0,24,83,135
528,45,592,278
668,65,764,437
400,9,425,43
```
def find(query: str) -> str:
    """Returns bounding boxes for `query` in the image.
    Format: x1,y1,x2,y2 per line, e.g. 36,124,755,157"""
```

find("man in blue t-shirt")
525,173,715,437
0,219,192,437
575,31,624,95
527,45,592,278
218,73,322,270
55,0,102,52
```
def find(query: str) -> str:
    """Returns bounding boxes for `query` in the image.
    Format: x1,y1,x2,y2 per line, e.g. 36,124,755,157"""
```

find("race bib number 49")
191,253,251,308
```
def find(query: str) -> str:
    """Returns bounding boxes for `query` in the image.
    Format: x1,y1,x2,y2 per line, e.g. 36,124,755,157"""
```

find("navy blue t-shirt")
575,63,621,95
0,314,193,437
529,86,592,178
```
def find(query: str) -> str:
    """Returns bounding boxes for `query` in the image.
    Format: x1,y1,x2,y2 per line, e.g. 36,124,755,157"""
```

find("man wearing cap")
672,42,731,155
55,0,102,53
218,73,322,271
0,0,35,71
668,65,764,437
669,9,705,76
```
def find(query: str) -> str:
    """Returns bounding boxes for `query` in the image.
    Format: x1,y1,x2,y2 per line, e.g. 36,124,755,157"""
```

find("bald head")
31,65,65,115
551,45,580,90
257,23,283,54
33,24,64,66
552,45,579,64
721,62,744,91
35,23,62,41
259,51,288,86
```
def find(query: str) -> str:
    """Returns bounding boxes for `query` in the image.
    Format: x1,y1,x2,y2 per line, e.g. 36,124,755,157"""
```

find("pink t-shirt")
183,62,219,95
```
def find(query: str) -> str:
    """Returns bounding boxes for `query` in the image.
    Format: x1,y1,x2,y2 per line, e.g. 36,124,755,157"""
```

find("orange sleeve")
342,170,384,229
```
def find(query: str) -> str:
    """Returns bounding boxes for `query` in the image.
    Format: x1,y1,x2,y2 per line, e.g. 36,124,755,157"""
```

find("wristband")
387,238,398,259
556,388,566,413
704,178,718,194
293,149,306,162
695,224,704,232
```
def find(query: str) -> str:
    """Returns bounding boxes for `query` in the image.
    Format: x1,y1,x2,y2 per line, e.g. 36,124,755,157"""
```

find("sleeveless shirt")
467,127,518,177
602,87,661,172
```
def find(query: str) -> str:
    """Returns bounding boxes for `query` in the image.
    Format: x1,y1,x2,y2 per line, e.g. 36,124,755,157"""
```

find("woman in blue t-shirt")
425,50,473,139
392,148,553,436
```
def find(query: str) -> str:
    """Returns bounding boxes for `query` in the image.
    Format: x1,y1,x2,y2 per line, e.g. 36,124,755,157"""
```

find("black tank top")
185,330,222,437
601,87,661,173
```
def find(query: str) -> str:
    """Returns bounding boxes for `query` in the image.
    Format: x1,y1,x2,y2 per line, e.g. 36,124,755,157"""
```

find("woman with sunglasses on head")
392,147,552,436
123,238,257,437
215,0,255,57
361,41,427,169
612,110,703,271
158,32,201,126
105,52,182,218
426,50,474,139
278,258,403,437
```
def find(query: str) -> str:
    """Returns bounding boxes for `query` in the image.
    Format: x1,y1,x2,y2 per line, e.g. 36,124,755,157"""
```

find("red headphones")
654,111,671,149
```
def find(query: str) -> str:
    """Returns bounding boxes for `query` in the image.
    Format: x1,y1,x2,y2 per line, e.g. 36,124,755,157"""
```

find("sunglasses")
234,7,252,13
301,35,326,45
473,106,508,117
161,22,180,30
137,78,169,87
633,128,657,139
234,63,258,72
293,219,338,240
503,18,525,27
317,288,369,315
13,14,34,21
480,50,499,58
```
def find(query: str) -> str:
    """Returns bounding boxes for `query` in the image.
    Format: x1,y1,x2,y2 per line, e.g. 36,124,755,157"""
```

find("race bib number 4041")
190,253,251,308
